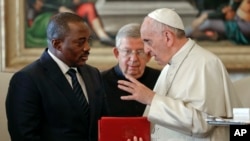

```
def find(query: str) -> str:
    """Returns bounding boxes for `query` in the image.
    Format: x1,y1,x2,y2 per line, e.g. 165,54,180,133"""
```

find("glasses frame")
117,48,147,58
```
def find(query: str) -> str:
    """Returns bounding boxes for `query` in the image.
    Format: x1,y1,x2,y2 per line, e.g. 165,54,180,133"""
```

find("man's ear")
51,39,62,51
145,53,152,63
113,47,119,59
164,30,174,47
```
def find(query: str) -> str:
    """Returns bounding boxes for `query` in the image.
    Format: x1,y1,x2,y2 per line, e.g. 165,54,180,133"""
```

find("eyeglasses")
118,48,146,58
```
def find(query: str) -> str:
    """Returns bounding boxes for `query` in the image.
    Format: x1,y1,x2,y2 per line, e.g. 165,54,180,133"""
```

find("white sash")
153,64,170,96
143,64,171,141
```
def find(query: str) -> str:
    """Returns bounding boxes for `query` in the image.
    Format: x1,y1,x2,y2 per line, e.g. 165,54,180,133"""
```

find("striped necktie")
67,68,89,114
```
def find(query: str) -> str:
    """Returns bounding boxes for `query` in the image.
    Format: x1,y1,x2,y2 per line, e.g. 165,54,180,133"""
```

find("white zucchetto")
148,8,185,30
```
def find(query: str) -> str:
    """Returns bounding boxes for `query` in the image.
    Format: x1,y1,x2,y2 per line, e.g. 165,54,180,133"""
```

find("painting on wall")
1,0,116,72
25,0,93,48
25,0,51,48
1,0,250,72
25,0,118,48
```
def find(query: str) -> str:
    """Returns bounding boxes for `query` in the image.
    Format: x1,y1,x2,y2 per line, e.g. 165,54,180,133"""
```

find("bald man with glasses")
101,23,161,117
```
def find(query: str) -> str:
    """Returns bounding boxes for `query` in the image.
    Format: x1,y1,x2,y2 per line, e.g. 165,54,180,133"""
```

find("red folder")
98,117,150,141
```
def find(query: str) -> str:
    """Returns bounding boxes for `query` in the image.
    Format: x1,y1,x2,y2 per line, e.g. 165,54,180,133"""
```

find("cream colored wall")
0,72,13,141
233,76,250,107
0,0,3,71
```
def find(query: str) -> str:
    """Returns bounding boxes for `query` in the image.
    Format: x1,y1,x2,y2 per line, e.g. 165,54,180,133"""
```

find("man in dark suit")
101,23,161,117
5,12,108,141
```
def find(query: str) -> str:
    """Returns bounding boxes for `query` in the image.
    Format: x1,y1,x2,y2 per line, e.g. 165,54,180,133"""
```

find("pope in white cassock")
118,8,242,141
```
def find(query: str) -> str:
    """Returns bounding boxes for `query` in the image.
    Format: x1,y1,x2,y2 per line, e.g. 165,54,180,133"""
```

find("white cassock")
143,39,242,141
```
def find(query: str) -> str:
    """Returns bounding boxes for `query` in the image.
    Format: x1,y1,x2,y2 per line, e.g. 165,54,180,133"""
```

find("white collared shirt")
48,49,89,102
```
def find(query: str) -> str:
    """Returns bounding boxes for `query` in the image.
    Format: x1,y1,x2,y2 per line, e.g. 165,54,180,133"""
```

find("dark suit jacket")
6,49,108,141
101,65,161,116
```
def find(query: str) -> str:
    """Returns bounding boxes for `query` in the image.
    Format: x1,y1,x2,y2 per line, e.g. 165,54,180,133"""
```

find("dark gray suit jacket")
6,48,108,141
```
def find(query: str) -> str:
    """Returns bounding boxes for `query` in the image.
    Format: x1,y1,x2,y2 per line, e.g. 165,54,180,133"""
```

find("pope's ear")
164,30,174,47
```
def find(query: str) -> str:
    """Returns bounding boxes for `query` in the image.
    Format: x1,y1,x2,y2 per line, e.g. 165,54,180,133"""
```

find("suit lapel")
39,49,86,118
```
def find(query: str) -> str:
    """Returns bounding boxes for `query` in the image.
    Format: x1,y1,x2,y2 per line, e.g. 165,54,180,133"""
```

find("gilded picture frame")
0,0,250,72
0,0,117,72
0,0,44,72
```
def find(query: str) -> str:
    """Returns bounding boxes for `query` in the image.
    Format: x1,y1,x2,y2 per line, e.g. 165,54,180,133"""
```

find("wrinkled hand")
118,75,155,105
127,136,143,141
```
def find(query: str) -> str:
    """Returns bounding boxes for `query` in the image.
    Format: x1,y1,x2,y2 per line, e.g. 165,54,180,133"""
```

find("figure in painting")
26,0,115,48
186,0,250,45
